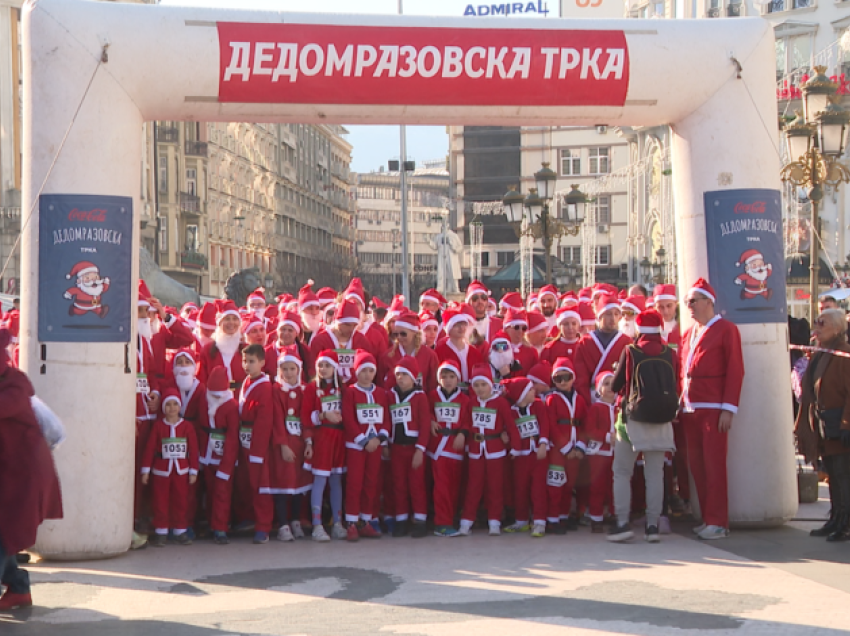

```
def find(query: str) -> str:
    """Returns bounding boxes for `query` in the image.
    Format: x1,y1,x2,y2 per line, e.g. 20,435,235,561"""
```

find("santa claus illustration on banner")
63,261,111,318
734,248,773,300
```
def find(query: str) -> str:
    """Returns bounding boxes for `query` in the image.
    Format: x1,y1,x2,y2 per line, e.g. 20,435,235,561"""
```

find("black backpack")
626,344,678,424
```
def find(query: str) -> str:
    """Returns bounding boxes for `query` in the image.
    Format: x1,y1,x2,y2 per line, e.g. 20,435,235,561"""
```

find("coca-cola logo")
67,208,107,222
734,201,766,214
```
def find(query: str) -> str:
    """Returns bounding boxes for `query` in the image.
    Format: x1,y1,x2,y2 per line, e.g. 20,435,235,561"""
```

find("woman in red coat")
0,328,63,609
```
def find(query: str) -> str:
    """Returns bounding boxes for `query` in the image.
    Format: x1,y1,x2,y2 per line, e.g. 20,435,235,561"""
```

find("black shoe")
826,513,850,542
411,521,428,538
644,525,660,543
607,523,634,543
810,513,840,537
392,520,408,538
149,533,166,548
174,531,193,546
213,531,230,545
565,515,579,531
551,521,568,535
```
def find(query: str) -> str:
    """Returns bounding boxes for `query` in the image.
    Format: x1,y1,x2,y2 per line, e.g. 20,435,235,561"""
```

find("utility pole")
398,0,410,304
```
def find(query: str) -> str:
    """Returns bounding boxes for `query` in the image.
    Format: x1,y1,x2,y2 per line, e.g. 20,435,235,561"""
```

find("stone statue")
139,246,200,308
224,267,262,307
429,226,463,295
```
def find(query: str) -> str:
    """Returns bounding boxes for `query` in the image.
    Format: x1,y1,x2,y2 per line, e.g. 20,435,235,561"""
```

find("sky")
159,0,559,173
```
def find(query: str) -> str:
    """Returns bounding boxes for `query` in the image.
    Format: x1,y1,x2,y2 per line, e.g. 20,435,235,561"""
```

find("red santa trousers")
205,465,234,533
546,453,581,522
431,456,463,527
513,454,548,524
461,456,504,524
503,453,515,509
576,456,591,515
681,410,729,528
391,445,427,522
151,473,190,532
588,455,614,521
234,453,274,532
345,448,382,522
673,420,691,501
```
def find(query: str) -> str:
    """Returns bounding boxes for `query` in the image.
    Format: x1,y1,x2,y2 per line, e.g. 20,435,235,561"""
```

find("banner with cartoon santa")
703,189,786,325
38,194,133,342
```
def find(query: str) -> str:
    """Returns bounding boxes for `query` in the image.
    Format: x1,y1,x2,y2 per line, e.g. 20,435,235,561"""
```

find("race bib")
391,403,412,426
162,437,187,460
335,349,355,369
547,465,567,487
472,407,497,431
516,415,540,439
136,373,150,395
586,439,603,455
321,395,341,413
210,431,225,457
435,402,460,424
357,404,384,425
285,415,301,436
239,426,252,449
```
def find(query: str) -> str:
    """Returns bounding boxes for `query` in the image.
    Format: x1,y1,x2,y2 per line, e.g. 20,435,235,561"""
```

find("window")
775,33,813,79
562,246,581,263
158,217,167,252
185,168,197,196
480,252,490,267
185,224,199,251
594,196,611,224
158,156,168,193
559,149,581,176
588,148,610,175
594,246,611,266
497,251,515,267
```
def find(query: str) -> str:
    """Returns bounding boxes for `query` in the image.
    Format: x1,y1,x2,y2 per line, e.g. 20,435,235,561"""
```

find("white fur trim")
557,310,581,325
470,374,493,386
445,314,470,332
317,355,339,369
217,309,240,323
599,302,620,315
356,362,377,372
394,319,420,332
637,326,662,334
653,294,677,302
278,319,301,333
689,287,716,303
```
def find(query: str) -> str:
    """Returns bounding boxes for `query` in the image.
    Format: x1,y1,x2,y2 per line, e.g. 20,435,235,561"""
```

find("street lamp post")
780,66,850,320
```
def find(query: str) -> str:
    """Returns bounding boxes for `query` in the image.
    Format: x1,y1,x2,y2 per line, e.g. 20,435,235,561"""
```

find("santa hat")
316,349,340,370
344,278,366,307
263,305,279,322
443,303,475,332
689,277,716,303
207,367,230,393
181,302,199,315
560,291,578,308
371,296,388,310
595,370,614,394
527,361,552,388
487,298,497,313
437,359,461,379
503,307,528,328
499,292,524,311
172,347,195,366
503,377,535,406
197,302,217,331
394,355,421,381
316,287,337,307
161,387,181,408
621,295,646,314
592,283,618,299
247,289,267,305
618,289,627,300
578,287,592,304
527,311,548,334
353,349,377,374
276,293,293,305
395,310,421,332
538,284,559,301
578,303,597,327
67,261,98,281
556,306,581,326
420,311,439,330
215,299,240,324
465,280,490,302
277,310,302,334
646,296,656,309
736,249,763,268
470,362,493,387
241,313,265,335
653,283,677,303
490,330,510,347
298,280,320,310
278,344,303,368
138,279,153,308
334,298,361,325
597,293,621,316
552,356,575,378
420,288,447,308
387,295,407,321
527,292,539,311
636,309,664,334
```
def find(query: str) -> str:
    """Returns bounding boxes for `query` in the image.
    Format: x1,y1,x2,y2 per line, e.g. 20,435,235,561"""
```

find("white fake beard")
174,368,195,392
138,318,152,340
619,318,637,339
747,266,769,281
301,312,321,333
215,330,242,359
80,280,104,297
489,349,514,371
207,390,231,420
487,308,497,318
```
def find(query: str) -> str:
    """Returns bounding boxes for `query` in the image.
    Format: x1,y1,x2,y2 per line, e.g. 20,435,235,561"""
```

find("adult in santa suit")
378,310,439,395
0,329,63,610
537,284,560,331
264,310,315,384
618,295,645,340
578,303,596,335
419,288,447,325
542,307,582,364
502,308,540,376
198,300,246,393
573,293,632,406
344,278,390,359
466,280,503,349
435,305,484,389
246,289,267,320
525,311,550,354
679,278,744,540
195,303,217,350
298,281,324,346
309,298,372,385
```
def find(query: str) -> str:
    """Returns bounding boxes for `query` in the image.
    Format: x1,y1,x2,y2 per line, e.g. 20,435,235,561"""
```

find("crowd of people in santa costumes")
0,274,745,557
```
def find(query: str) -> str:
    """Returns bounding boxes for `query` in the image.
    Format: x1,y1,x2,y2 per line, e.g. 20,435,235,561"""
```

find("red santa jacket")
342,382,392,451
507,342,539,378
301,379,343,442
360,321,390,359
541,337,580,365
427,386,472,461
379,344,439,395
508,398,551,456
268,381,313,494
434,340,484,387
176,379,209,431
680,315,745,413
574,330,632,406
141,417,200,478
309,329,372,384
198,340,247,392
199,398,240,480
388,386,432,454
585,401,618,457
238,374,274,466
467,392,513,460
136,315,195,419
545,389,589,455
264,339,315,384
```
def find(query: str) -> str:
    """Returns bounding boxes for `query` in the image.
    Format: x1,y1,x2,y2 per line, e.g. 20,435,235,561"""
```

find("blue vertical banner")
703,189,786,324
38,194,133,342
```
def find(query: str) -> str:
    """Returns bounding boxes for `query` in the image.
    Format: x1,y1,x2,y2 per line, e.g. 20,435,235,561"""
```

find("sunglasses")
492,342,510,352
469,294,488,302
553,374,573,383
392,331,409,338
510,324,528,331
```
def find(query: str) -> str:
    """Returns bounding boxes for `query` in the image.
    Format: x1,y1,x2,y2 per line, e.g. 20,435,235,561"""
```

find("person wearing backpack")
607,309,680,543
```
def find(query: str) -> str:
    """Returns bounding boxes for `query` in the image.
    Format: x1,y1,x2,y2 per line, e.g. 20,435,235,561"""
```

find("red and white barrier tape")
790,344,850,359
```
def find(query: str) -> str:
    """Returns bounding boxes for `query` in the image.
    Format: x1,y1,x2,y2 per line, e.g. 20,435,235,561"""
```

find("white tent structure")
21,0,796,559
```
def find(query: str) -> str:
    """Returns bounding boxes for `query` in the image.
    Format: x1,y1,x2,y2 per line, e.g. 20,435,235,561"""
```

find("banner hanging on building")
217,23,629,106
38,194,133,342
703,189,786,325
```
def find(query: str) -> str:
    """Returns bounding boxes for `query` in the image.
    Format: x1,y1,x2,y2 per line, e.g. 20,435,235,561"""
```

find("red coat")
585,401,618,457
508,398,551,456
680,315,744,413
268,381,313,494
360,322,390,359
309,329,372,384
136,315,195,419
301,380,342,442
434,340,484,387
176,379,209,435
238,374,274,466
427,386,472,460
541,337,580,365
199,398,240,480
379,344,439,395
467,393,513,459
388,387,432,453
574,330,632,406
342,383,391,450
508,342,539,378
141,417,200,477
545,389,589,455
0,368,63,553
198,340,247,393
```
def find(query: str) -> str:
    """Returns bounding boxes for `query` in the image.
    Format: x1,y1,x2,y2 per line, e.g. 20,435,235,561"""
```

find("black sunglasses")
392,331,409,338
510,325,528,331
553,374,573,383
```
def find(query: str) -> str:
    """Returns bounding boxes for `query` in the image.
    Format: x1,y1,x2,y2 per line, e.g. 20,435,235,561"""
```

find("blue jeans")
0,537,30,595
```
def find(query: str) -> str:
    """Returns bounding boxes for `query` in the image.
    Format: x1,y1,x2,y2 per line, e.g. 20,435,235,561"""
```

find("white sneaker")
697,525,729,540
312,525,331,542
692,523,707,535
331,521,347,540
277,525,294,542
458,524,472,536
488,523,501,536
531,523,546,538
290,520,305,539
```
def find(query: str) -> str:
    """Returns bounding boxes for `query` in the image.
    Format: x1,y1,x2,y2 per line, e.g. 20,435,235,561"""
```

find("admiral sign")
218,23,629,107
463,2,552,16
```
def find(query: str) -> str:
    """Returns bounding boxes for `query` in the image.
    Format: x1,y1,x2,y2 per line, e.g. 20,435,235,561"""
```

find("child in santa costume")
542,307,582,365
459,363,514,536
503,377,551,538
545,357,589,534
302,350,347,541
435,304,484,390
585,371,618,533
388,356,432,538
268,345,313,542
342,350,391,541
199,368,240,545
527,361,554,399
141,389,200,546
427,360,472,537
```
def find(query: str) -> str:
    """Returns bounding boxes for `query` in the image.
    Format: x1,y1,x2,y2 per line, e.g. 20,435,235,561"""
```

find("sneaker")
607,523,634,543
504,522,530,533
130,531,148,550
697,525,729,540
213,531,230,545
369,519,382,534
488,523,501,536
458,524,472,536
312,525,331,542
692,523,707,535
174,531,193,546
411,521,428,538
358,521,381,538
434,526,461,537
331,522,347,540
658,516,672,535
253,531,269,544
531,523,546,538
645,525,660,543
577,513,591,527
0,591,33,610
590,521,605,534
346,523,359,542
149,533,166,548
277,525,295,542
290,520,305,539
